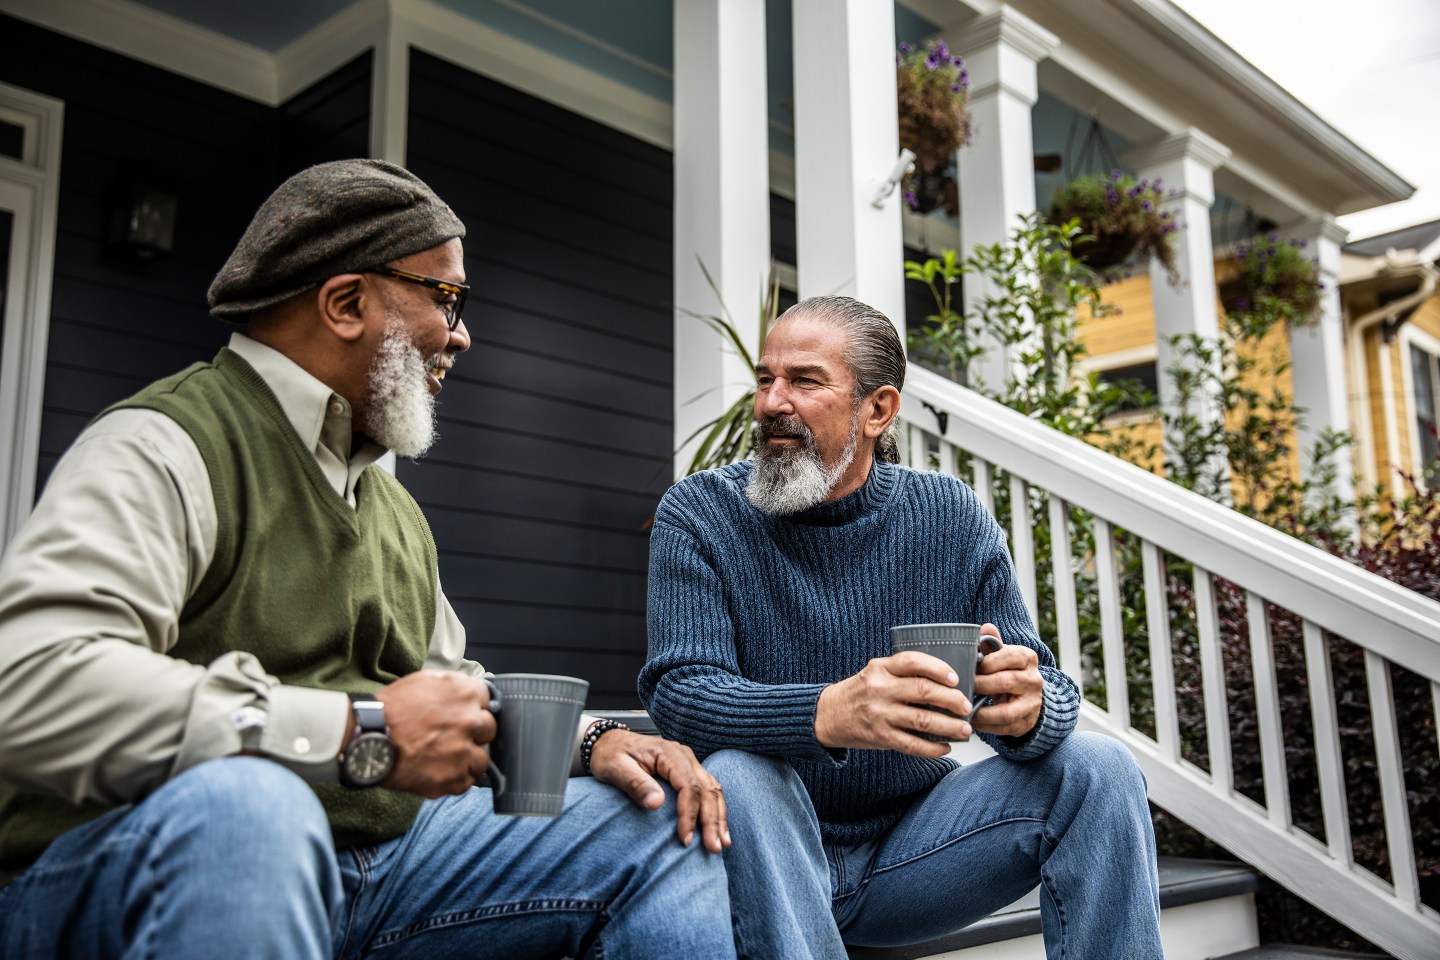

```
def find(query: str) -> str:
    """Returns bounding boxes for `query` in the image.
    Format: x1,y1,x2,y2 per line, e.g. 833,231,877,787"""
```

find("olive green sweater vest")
0,348,437,884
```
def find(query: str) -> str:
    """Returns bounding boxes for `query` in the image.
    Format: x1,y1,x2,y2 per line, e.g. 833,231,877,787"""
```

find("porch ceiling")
904,0,1414,222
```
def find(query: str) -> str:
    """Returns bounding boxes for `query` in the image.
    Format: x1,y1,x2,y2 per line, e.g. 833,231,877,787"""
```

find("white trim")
1075,343,1159,374
1378,332,1403,501
0,0,276,104
1399,324,1440,490
396,0,671,148
0,82,62,546
273,0,388,105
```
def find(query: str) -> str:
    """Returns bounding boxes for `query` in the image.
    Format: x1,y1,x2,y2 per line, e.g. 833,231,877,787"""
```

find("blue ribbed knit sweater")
639,458,1080,845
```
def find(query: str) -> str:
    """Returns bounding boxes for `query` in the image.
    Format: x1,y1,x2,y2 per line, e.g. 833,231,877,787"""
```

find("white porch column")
1123,129,1230,429
673,0,771,476
1284,214,1356,505
792,0,905,330
951,8,1058,390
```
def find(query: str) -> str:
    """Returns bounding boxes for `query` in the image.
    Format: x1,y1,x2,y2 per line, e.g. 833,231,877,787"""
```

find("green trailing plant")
1047,172,1180,283
674,262,781,476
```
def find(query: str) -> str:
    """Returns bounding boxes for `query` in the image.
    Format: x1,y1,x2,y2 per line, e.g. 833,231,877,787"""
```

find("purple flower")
925,56,938,70
1142,200,1153,212
934,39,949,58
959,69,969,84
899,42,912,53
950,84,961,93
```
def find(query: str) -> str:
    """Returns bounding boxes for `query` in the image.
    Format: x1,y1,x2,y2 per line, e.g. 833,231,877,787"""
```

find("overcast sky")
1170,0,1440,242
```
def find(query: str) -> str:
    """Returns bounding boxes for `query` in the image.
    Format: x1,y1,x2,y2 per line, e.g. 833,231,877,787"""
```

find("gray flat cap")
208,159,466,321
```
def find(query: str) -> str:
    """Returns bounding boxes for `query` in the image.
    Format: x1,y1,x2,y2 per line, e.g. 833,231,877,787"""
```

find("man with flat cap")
0,159,735,959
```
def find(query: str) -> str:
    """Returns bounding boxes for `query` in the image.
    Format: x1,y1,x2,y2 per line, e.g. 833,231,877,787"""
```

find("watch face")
345,734,395,787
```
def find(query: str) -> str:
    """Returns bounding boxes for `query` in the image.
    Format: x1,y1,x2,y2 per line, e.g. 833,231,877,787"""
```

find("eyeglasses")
368,267,469,331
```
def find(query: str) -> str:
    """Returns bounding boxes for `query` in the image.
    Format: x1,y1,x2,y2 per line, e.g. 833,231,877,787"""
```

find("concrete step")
846,857,1261,959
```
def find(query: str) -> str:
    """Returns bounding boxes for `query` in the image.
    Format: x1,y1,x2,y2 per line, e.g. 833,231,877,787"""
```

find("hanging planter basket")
1070,230,1141,273
1047,172,1180,282
1223,234,1322,332
896,38,971,215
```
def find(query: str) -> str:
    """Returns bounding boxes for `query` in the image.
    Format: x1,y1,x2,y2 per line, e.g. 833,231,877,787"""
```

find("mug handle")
968,636,1005,719
479,677,507,798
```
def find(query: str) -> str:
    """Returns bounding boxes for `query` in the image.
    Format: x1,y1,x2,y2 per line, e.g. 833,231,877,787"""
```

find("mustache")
755,414,813,444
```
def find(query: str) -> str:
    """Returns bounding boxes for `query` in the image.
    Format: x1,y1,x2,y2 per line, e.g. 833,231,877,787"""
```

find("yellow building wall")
1075,257,1303,499
1076,273,1156,356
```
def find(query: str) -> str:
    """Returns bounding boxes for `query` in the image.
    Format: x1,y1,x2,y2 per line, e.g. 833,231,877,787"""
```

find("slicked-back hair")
775,295,905,463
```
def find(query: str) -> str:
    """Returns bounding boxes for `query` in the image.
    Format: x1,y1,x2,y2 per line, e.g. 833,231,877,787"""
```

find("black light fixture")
110,177,178,259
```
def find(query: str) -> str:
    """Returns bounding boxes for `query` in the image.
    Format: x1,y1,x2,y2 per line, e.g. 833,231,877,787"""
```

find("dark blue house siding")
0,16,371,490
398,51,674,706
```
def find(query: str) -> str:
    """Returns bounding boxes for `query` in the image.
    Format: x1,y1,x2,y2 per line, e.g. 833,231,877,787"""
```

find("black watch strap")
348,692,387,735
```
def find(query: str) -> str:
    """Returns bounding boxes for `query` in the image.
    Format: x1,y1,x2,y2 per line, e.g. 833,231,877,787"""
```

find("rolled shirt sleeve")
0,406,471,803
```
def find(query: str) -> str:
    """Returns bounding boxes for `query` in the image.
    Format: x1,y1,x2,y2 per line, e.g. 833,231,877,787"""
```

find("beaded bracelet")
580,718,630,774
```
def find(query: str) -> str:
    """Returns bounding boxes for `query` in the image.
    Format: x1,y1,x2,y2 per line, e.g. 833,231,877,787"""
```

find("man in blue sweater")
640,295,1164,959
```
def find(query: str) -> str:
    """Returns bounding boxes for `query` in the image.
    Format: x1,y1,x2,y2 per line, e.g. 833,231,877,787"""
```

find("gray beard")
744,413,860,515
364,324,438,458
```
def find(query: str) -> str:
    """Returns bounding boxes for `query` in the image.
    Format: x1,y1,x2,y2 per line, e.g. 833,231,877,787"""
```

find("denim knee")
1057,732,1148,800
149,756,331,857
704,751,800,800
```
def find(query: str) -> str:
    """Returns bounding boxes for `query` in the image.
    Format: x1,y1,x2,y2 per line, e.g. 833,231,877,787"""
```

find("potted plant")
896,38,971,216
1047,172,1180,282
1221,234,1322,333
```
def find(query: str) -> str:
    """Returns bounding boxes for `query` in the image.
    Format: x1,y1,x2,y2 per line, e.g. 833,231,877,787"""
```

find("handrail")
904,366,1440,677
898,363,1440,959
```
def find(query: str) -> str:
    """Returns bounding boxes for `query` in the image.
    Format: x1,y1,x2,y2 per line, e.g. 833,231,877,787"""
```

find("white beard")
364,323,438,458
744,413,860,515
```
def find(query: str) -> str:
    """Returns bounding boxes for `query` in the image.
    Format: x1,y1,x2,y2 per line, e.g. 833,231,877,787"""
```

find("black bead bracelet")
580,719,629,774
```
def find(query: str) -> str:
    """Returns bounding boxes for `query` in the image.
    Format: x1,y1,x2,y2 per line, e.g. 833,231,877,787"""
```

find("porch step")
845,857,1261,960
1219,949,1389,959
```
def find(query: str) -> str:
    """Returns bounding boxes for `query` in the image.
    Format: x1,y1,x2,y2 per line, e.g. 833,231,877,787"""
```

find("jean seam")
869,815,1046,876
369,897,607,949
337,849,374,960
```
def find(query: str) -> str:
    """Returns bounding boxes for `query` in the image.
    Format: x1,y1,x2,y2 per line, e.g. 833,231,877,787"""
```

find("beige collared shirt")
0,334,591,807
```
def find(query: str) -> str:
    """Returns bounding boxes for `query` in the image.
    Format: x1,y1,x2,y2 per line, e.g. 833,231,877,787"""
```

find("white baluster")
1143,541,1178,761
972,458,994,516
1194,567,1233,795
1048,494,1081,688
939,439,960,478
1302,620,1351,865
1366,649,1420,907
908,423,927,470
1009,474,1036,626
1246,591,1290,829
1095,517,1128,729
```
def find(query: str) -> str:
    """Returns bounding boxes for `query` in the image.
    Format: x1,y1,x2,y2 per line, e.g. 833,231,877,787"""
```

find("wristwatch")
339,693,396,789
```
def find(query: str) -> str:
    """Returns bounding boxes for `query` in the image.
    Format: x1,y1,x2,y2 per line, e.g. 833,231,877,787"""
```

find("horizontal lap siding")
0,18,369,491
399,51,672,706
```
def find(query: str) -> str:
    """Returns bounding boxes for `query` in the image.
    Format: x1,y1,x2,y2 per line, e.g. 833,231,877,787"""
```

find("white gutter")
1346,261,1440,499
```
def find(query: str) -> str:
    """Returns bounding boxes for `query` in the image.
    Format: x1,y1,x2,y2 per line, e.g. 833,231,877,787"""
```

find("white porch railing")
898,364,1440,959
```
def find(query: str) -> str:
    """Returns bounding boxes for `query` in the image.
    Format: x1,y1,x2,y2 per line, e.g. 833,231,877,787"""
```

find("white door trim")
0,82,63,546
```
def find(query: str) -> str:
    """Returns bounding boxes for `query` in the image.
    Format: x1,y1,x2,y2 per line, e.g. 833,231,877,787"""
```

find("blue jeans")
707,732,1163,959
0,756,735,959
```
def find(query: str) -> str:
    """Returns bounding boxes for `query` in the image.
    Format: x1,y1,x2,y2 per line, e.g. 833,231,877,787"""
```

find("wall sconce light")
110,179,178,259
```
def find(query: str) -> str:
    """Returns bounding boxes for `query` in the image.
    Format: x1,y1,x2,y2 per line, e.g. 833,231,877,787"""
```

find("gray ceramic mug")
480,673,589,816
890,623,1002,742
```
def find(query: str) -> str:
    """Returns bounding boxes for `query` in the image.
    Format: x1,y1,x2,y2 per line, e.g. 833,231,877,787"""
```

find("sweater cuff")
989,674,1079,762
